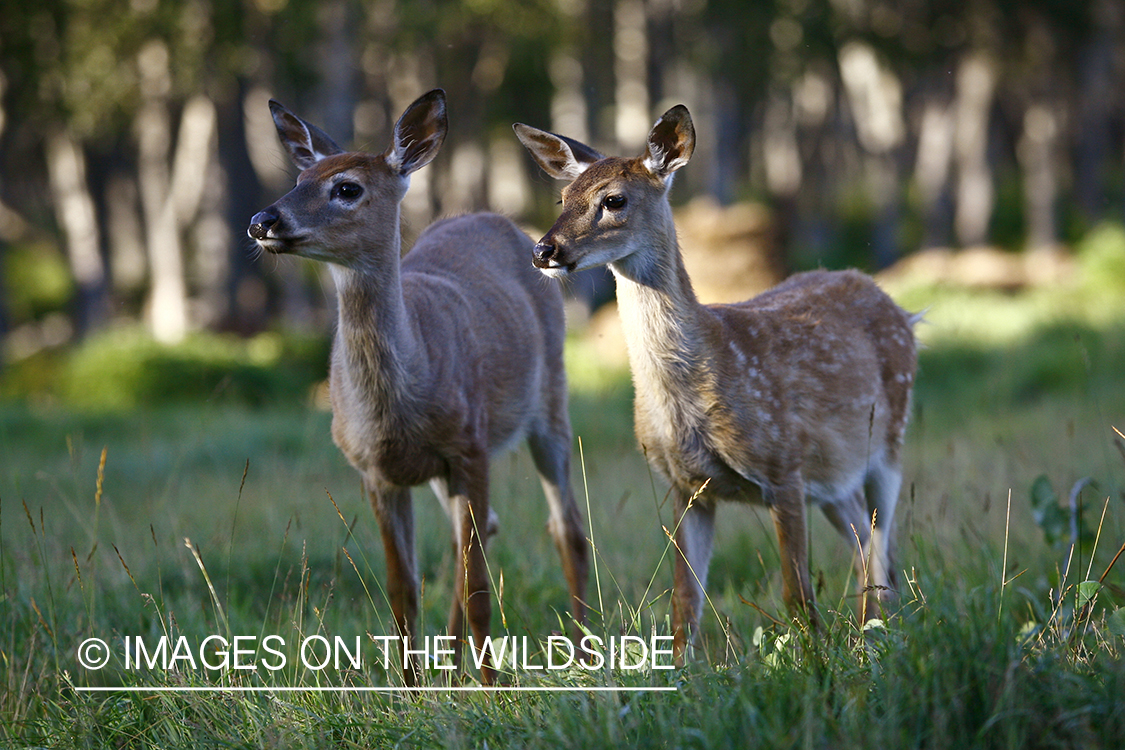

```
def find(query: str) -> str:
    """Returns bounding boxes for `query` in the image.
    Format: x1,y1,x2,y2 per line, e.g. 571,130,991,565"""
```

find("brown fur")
516,105,917,662
250,92,588,685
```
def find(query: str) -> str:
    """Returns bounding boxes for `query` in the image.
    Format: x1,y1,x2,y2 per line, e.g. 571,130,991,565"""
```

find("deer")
514,105,917,662
247,90,588,685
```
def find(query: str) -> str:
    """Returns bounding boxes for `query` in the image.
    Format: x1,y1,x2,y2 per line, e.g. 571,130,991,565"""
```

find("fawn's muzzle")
247,207,280,241
532,241,560,269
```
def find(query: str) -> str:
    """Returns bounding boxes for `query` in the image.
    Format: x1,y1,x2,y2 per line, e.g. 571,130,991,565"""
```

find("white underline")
75,685,677,693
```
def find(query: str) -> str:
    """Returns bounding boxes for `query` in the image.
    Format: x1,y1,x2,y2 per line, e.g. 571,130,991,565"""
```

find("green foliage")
0,0,319,136
1029,474,1071,548
989,169,1026,252
0,328,330,410
885,229,1125,422
1034,475,1101,557
910,320,1125,427
2,241,74,322
1109,608,1125,638
1076,221,1125,292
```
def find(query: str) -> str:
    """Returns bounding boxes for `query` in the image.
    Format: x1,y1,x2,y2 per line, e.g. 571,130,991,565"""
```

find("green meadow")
3,226,1125,748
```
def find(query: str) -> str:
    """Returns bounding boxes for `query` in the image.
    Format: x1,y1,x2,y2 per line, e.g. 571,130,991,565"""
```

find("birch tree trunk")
914,93,955,250
105,171,147,295
1018,103,1059,253
45,128,107,337
614,0,649,152
838,40,905,268
135,40,216,343
136,40,186,343
953,52,997,248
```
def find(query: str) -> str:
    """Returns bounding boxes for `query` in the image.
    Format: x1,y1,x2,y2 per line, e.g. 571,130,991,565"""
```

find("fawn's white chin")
252,238,285,254
539,266,571,279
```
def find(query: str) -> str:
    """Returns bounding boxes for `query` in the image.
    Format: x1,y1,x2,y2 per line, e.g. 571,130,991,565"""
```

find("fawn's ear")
269,100,345,171
387,89,447,176
513,123,604,181
642,104,695,180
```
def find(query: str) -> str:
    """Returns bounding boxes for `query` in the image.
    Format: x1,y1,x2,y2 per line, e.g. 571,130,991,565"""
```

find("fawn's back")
636,268,915,505
400,213,564,444
326,211,565,486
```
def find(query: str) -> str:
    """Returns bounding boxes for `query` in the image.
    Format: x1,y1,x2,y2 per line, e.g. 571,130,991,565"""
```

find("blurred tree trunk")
914,86,956,250
442,33,492,215
838,40,906,268
135,40,216,343
549,39,588,142
953,52,997,248
315,0,357,145
762,87,801,263
762,87,802,198
1018,102,1060,252
191,127,232,330
0,240,7,363
584,0,616,146
613,0,649,152
45,128,108,338
104,170,148,297
217,82,268,334
777,67,833,272
135,40,184,343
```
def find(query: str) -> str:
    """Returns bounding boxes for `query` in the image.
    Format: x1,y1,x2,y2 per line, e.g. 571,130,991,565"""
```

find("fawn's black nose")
532,241,558,269
247,208,279,240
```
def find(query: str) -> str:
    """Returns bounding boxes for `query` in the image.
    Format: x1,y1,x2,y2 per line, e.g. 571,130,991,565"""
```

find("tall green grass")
4,226,1125,746
2,375,1123,748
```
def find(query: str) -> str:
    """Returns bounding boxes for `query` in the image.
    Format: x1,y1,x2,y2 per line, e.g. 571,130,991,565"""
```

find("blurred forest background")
1,0,1124,398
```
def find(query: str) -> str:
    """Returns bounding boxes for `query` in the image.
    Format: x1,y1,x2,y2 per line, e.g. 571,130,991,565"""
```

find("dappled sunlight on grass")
883,221,1125,349
886,281,1125,349
563,330,632,397
0,327,330,410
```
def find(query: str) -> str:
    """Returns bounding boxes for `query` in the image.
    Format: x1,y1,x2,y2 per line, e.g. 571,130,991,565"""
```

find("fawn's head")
248,90,447,270
514,105,694,279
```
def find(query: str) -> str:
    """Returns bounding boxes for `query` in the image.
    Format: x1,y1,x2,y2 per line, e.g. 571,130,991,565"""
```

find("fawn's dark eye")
602,194,627,210
333,182,363,200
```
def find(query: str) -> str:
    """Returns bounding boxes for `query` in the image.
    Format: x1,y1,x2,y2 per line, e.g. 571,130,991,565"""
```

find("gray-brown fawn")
515,105,917,661
248,90,588,684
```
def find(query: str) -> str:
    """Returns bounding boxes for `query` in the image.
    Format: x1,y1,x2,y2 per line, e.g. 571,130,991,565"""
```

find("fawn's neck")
610,223,715,419
329,241,421,405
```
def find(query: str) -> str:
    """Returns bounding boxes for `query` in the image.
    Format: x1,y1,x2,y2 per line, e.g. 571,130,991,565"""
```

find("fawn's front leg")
671,492,716,664
447,448,496,685
768,474,818,627
368,482,419,686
